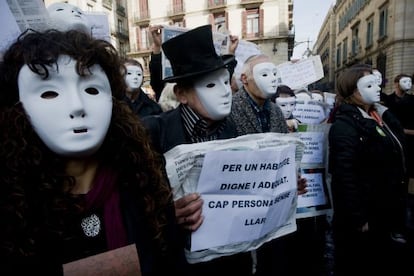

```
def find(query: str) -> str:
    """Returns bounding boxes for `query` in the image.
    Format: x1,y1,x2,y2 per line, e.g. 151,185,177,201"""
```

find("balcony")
167,2,185,19
112,27,129,40
102,0,112,10
207,0,226,11
116,4,126,16
240,0,263,8
133,10,150,25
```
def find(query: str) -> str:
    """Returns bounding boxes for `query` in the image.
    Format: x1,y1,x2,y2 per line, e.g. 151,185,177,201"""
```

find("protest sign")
296,124,332,218
164,132,304,263
276,55,324,90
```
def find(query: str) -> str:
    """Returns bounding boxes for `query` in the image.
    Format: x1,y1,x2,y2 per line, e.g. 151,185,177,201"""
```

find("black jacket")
142,107,254,275
328,103,407,231
142,106,237,153
122,89,162,118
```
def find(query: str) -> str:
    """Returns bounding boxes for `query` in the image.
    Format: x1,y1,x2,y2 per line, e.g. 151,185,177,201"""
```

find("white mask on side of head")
18,55,112,157
357,74,381,105
276,96,296,119
372,70,382,86
47,2,90,33
194,68,232,121
252,62,279,98
399,77,412,91
125,65,143,89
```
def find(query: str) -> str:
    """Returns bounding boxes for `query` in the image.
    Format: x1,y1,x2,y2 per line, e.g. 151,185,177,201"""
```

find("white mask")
275,96,296,119
372,70,382,86
357,74,381,105
295,91,311,102
252,62,279,98
47,3,90,33
312,93,324,102
18,55,113,157
194,68,232,120
125,65,143,89
399,77,412,91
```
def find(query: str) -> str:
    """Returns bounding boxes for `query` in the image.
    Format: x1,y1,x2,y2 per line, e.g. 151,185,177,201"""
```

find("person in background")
271,84,300,132
382,73,412,110
294,87,312,102
328,65,408,275
372,68,386,104
382,74,414,188
310,89,325,102
229,54,308,276
0,29,186,275
148,25,165,102
142,24,254,276
158,82,180,112
122,58,163,118
272,84,329,275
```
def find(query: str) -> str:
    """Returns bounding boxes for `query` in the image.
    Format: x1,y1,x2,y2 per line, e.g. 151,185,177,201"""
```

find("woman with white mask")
0,29,186,275
328,64,408,276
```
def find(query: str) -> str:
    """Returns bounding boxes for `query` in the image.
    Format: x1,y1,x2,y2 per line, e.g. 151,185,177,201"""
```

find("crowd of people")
1,2,414,275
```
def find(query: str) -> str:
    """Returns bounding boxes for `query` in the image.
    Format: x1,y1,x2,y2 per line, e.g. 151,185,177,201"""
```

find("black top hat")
162,25,235,83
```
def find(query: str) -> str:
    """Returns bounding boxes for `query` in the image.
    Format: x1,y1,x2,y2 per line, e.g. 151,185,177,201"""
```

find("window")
118,19,124,34
246,9,259,37
351,25,359,55
214,13,226,32
342,38,348,64
379,6,388,38
366,17,373,47
172,0,184,13
119,42,125,58
172,19,185,28
138,26,150,50
139,0,149,19
336,43,341,67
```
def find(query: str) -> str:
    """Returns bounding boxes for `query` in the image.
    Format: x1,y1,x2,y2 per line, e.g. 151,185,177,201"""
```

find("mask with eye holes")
253,62,280,98
18,55,113,157
194,68,232,121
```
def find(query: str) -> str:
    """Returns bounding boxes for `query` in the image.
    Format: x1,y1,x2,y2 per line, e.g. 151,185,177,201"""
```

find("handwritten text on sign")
192,145,297,251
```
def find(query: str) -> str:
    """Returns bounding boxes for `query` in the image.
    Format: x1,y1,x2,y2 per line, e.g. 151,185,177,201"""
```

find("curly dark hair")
0,30,173,258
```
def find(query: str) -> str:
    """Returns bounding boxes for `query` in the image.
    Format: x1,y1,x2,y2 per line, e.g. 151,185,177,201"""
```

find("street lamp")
294,38,312,58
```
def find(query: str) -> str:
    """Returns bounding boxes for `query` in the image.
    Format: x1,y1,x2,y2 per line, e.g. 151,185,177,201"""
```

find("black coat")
2,186,186,276
142,107,254,275
142,106,238,153
328,103,407,231
123,89,162,118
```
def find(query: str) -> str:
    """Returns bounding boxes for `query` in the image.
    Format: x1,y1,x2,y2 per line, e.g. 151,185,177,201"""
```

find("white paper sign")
297,170,327,208
298,131,325,164
0,1,21,57
277,55,324,90
192,147,297,251
164,132,305,263
293,100,327,124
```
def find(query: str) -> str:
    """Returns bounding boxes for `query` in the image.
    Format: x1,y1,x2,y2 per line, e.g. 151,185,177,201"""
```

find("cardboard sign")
63,244,141,276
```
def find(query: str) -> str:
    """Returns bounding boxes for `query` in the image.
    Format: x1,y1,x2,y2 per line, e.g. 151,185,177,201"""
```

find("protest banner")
164,132,304,263
296,123,332,218
276,55,324,90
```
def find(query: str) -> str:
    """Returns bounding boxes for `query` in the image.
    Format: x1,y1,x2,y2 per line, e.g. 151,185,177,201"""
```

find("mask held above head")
47,2,90,34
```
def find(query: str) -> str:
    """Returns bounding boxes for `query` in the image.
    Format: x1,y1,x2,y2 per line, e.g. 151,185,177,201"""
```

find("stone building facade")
315,0,414,94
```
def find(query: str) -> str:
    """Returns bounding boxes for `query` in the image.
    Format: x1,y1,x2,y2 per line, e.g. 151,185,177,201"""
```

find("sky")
291,0,336,59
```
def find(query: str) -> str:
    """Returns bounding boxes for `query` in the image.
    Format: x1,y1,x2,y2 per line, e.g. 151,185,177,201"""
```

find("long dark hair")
0,30,172,256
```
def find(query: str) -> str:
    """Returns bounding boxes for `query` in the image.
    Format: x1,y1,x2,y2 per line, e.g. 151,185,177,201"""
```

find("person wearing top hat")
142,24,255,275
148,24,239,101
